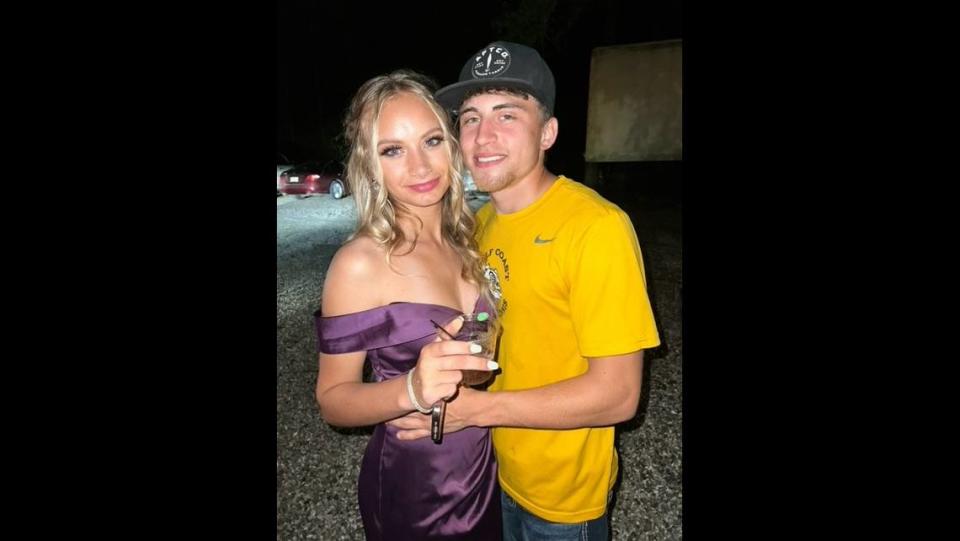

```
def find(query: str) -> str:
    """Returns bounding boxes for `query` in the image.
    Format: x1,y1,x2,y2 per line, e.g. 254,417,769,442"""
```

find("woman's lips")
408,177,440,193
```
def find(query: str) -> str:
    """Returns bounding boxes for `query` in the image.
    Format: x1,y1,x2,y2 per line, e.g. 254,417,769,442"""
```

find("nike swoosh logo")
534,235,555,244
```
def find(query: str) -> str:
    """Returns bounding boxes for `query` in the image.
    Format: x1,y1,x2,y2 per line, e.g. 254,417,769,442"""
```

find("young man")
393,41,661,540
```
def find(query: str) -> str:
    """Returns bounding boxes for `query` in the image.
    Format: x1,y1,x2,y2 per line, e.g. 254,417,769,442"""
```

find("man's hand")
390,387,484,440
388,411,431,440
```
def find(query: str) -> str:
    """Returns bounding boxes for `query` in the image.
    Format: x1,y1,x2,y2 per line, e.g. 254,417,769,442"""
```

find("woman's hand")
409,316,498,408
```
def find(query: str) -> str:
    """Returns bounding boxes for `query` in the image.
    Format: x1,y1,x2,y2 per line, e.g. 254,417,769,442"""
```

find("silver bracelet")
406,367,433,414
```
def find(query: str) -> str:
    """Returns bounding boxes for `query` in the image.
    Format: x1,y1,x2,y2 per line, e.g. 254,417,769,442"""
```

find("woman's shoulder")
331,236,385,275
323,236,388,315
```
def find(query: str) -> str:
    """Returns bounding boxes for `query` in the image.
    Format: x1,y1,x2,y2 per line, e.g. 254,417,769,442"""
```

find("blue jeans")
501,491,610,541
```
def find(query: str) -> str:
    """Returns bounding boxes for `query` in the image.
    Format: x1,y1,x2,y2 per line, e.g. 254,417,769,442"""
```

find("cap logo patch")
472,46,511,78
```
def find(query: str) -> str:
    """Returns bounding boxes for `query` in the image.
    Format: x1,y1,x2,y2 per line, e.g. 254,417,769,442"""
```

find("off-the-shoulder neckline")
318,295,482,320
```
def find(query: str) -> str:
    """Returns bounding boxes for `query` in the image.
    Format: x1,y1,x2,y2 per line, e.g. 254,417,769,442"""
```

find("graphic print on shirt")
483,246,509,315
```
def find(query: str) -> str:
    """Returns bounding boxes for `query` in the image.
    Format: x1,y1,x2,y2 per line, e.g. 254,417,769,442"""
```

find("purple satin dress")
314,299,501,541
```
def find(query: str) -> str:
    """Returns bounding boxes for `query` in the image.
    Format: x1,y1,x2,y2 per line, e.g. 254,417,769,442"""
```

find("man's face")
457,91,554,194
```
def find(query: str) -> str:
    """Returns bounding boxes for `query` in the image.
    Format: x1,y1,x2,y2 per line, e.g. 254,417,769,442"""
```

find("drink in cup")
456,312,499,387
429,312,500,443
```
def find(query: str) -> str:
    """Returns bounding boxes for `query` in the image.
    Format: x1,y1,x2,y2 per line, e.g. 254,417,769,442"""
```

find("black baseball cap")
436,41,555,116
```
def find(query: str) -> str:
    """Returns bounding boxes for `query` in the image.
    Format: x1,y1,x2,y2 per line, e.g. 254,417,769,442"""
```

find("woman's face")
375,92,451,210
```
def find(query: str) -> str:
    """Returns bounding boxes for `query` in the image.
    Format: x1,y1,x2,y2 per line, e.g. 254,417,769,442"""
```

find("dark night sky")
277,0,681,180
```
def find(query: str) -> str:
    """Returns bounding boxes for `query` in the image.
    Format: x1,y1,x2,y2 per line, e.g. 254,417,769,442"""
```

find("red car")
278,161,350,199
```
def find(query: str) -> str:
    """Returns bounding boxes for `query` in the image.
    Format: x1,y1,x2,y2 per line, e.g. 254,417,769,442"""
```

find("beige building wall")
585,40,682,162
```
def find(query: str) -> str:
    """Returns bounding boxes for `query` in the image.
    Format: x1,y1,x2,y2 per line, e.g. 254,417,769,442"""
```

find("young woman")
314,70,500,540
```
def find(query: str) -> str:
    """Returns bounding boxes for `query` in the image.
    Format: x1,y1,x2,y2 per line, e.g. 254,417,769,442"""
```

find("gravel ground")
277,187,681,540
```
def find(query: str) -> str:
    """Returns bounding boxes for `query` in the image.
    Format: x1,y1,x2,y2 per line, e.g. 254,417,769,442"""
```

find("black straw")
430,319,458,340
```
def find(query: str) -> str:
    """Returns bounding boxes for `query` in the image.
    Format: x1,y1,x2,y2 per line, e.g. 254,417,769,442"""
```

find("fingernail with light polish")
487,361,499,370
470,343,483,354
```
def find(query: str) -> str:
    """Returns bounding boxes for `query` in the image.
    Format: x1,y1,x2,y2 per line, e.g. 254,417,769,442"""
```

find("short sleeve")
567,209,661,357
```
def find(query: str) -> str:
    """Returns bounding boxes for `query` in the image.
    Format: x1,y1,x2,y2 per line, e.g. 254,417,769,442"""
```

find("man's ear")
540,117,558,151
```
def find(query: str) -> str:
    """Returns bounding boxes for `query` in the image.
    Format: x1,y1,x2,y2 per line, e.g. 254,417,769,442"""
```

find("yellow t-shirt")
476,176,661,523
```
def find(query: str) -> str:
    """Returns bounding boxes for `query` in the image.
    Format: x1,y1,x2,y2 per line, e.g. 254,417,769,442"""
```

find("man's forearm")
469,352,643,429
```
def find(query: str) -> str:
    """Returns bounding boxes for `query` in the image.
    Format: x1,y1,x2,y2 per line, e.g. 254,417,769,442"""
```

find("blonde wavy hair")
342,70,491,305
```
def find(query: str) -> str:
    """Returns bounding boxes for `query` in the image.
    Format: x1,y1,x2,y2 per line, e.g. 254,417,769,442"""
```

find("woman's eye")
380,146,401,157
426,136,444,147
